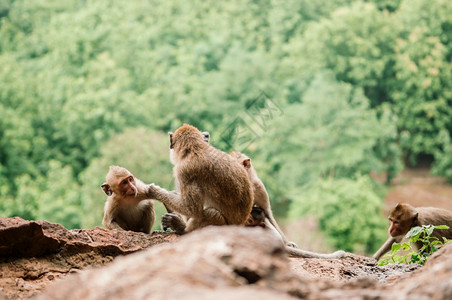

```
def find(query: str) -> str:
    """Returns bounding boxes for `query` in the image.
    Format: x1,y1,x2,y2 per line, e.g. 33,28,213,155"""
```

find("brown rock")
0,217,177,299
3,217,452,300
35,226,305,300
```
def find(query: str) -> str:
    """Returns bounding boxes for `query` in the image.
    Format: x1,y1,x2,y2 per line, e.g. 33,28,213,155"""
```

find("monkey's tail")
286,247,346,259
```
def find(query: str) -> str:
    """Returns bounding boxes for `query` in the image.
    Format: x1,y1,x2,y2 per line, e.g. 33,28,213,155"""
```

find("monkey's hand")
146,183,161,198
161,213,186,235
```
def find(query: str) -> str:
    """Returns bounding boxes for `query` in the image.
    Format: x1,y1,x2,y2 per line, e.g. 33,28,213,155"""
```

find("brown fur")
148,124,254,234
245,206,346,259
373,203,452,260
230,151,297,247
101,166,155,233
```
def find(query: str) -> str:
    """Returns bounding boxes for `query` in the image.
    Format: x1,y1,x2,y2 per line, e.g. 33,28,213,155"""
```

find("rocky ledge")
1,217,451,299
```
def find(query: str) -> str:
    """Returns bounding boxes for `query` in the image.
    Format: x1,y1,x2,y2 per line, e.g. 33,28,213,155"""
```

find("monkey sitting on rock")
147,124,254,234
101,166,155,234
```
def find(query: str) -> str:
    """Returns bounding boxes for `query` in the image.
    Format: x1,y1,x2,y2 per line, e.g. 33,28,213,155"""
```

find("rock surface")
1,217,451,299
0,217,177,299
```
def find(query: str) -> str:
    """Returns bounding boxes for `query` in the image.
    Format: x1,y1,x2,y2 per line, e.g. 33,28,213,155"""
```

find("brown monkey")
101,166,155,234
163,131,210,214
230,151,297,248
246,206,346,259
373,203,452,260
148,124,254,234
246,205,267,228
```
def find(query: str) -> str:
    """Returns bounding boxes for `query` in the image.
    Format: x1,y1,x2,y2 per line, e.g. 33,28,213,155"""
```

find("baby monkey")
245,206,346,259
101,166,155,234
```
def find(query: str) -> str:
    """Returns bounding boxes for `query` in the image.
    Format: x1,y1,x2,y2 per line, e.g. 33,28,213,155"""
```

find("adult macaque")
373,203,452,260
148,124,254,234
101,166,155,234
230,151,297,248
246,206,346,259
163,130,210,214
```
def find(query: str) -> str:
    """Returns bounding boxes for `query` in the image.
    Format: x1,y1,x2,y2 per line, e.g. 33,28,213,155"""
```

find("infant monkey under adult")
245,206,346,259
101,166,155,234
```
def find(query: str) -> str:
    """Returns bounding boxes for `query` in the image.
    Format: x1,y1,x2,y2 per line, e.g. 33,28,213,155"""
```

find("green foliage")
2,161,82,229
432,131,452,183
285,2,399,107
378,225,450,266
289,176,388,253
391,0,452,166
248,73,401,202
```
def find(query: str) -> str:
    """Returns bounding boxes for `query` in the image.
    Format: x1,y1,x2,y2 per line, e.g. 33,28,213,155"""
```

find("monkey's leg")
162,213,187,234
184,208,227,233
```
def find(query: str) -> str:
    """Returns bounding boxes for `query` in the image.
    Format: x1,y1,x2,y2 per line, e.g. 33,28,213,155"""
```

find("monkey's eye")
121,180,128,185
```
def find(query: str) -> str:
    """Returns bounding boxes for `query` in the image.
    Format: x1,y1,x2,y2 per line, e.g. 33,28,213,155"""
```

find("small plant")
378,225,450,266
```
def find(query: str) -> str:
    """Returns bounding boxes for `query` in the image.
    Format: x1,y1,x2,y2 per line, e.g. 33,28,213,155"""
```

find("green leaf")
435,225,450,230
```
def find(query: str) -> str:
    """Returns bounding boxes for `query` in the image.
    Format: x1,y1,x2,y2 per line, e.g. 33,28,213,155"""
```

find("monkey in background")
148,124,254,234
230,151,297,248
101,166,155,234
373,203,452,260
246,206,346,259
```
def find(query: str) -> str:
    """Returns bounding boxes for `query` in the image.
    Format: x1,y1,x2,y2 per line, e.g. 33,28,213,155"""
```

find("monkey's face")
245,215,259,226
388,204,418,237
245,206,265,227
388,216,412,237
118,175,137,197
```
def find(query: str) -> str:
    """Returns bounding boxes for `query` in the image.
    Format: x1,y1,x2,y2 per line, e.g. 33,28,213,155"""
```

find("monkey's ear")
202,131,210,143
242,158,251,169
168,132,174,149
101,183,112,196
413,212,419,222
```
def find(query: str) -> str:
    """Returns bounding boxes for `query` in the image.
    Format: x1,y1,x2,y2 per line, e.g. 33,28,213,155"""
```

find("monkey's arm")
102,201,128,231
134,178,152,201
372,237,399,260
102,214,128,231
147,184,203,217
140,201,156,234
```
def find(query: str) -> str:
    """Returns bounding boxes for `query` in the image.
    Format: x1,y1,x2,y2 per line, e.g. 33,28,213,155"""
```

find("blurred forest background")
0,0,451,255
